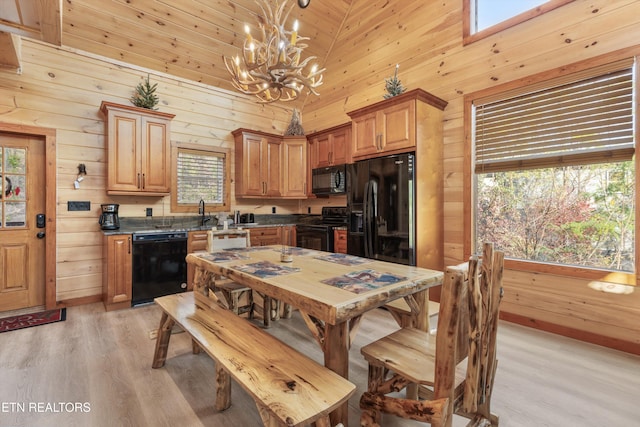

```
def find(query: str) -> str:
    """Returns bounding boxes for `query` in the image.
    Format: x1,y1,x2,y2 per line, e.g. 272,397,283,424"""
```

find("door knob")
36,232,46,239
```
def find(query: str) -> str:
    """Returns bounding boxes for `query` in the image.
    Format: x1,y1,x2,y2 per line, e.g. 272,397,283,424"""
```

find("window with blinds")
176,147,226,206
474,61,634,173
472,59,636,272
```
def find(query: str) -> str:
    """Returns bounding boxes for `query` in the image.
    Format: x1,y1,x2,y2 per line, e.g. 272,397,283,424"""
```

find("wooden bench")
152,292,355,427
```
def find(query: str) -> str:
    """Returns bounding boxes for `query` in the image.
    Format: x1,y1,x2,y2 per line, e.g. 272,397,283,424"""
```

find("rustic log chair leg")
152,312,175,368
262,295,272,328
281,302,292,319
270,298,281,321
214,364,231,411
230,291,241,315
360,405,381,427
361,364,385,426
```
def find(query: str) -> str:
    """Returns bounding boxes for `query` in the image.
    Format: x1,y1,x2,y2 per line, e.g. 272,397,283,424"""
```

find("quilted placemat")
321,269,407,294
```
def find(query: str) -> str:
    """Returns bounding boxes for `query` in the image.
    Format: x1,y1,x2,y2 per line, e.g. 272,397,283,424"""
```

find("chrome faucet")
198,199,210,226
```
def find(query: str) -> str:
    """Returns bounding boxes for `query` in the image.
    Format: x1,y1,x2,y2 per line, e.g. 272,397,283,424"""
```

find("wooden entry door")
0,133,46,311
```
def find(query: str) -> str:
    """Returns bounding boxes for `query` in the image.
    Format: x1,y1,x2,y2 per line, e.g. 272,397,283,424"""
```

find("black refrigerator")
347,153,415,265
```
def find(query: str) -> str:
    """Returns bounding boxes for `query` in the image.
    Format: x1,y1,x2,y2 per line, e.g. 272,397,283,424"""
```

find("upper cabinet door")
239,133,268,197
328,125,351,165
141,117,171,193
281,137,307,198
314,133,332,168
108,109,141,193
378,100,415,153
351,111,379,159
263,136,282,197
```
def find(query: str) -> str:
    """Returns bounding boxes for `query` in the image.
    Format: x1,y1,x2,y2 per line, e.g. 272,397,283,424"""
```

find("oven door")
296,225,331,252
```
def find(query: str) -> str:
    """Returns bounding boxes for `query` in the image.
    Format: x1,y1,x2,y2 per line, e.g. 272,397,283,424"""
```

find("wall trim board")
501,312,640,356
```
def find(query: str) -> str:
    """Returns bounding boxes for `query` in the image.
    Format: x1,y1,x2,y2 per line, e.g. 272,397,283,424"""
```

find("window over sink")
171,142,230,213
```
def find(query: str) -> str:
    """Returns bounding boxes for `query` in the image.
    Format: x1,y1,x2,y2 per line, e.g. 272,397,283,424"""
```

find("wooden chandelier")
223,0,324,103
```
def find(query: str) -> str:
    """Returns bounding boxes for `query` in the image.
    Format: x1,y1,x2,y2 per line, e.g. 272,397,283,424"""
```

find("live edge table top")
186,246,443,326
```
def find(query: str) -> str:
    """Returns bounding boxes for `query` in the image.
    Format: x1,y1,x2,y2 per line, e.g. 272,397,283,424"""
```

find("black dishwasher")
131,231,188,306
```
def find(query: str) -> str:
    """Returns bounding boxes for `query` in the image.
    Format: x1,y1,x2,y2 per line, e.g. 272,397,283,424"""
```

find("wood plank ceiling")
0,0,353,106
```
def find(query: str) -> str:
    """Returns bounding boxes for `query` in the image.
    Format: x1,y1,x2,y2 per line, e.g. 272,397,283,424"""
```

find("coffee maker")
99,204,120,230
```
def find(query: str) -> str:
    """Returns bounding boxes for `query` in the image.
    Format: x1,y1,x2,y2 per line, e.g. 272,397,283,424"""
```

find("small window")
171,143,230,213
464,0,574,44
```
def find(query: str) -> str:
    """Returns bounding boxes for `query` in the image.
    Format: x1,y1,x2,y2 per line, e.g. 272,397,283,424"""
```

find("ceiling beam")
37,0,62,46
0,31,22,72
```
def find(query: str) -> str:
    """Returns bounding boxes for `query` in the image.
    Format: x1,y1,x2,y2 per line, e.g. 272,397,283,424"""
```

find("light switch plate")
68,201,90,211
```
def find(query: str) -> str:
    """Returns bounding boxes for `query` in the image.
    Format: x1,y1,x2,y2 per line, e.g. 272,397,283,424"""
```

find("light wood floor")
0,300,638,427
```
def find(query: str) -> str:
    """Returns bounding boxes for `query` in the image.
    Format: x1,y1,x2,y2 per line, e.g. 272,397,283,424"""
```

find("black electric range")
296,207,348,252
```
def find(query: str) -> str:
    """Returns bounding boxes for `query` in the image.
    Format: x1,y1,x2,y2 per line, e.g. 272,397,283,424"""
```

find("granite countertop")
102,214,321,236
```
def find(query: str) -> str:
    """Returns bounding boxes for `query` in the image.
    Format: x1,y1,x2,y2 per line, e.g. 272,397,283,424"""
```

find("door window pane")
1,147,27,228
5,201,26,227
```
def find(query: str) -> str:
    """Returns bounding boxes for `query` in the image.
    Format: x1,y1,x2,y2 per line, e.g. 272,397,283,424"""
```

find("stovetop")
298,207,348,229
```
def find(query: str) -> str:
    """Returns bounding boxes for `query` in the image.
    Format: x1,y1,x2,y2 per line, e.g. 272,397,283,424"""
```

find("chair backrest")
208,229,251,251
433,242,504,424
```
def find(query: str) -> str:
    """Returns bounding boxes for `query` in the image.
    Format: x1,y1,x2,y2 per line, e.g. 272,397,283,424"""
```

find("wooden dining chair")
360,242,504,427
384,298,440,330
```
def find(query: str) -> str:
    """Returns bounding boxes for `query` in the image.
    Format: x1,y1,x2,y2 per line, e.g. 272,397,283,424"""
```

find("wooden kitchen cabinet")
103,234,132,311
333,228,347,254
249,226,296,247
347,89,448,161
250,226,281,246
187,230,209,290
308,123,352,169
233,128,282,198
100,101,175,196
281,136,308,198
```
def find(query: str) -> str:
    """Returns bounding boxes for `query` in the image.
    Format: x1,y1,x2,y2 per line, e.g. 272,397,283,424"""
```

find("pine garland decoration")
131,74,159,110
383,64,406,99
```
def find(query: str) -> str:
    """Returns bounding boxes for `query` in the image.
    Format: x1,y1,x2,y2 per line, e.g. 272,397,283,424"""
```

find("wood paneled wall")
0,39,317,303
301,0,640,353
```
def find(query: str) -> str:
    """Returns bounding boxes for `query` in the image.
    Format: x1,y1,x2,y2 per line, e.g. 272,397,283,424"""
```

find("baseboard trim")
56,294,103,309
501,312,640,356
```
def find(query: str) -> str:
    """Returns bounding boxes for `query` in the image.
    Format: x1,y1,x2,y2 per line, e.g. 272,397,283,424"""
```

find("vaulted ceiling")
0,0,353,108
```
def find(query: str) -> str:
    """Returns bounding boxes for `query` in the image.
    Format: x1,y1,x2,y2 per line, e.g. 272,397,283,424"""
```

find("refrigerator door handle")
363,181,370,258
364,180,375,259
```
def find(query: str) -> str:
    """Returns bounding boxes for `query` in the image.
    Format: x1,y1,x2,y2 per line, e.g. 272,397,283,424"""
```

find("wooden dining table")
186,245,443,426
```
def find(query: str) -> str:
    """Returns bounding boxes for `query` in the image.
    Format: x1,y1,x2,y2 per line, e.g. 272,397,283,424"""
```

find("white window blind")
176,149,225,205
474,60,635,173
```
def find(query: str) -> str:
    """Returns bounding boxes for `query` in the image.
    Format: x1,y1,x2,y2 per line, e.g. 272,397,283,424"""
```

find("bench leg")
152,312,175,369
192,339,201,354
215,365,231,411
256,403,281,427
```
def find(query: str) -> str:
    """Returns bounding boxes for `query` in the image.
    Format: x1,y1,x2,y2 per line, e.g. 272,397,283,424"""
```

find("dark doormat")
0,308,66,333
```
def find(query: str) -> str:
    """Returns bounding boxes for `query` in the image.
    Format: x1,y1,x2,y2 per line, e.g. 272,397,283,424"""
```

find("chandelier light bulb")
244,24,252,44
291,20,299,45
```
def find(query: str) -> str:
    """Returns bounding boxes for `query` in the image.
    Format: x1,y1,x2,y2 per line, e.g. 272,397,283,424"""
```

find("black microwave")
312,165,347,195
